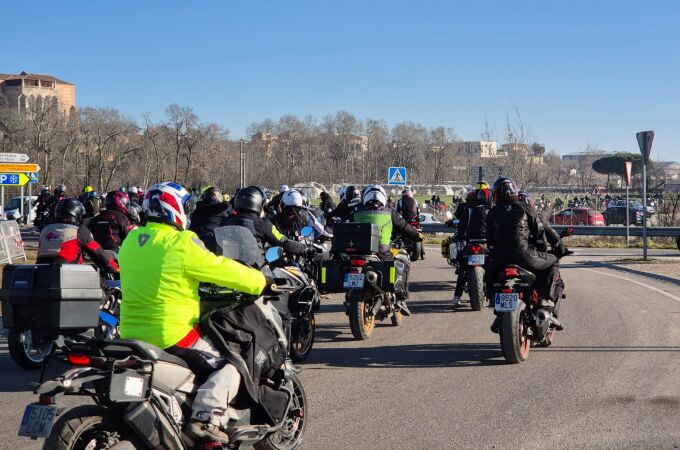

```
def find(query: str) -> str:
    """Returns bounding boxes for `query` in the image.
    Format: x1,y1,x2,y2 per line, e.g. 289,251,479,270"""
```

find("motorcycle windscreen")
213,226,265,268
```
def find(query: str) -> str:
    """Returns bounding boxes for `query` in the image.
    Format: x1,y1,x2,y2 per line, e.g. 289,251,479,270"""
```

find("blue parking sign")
387,167,407,186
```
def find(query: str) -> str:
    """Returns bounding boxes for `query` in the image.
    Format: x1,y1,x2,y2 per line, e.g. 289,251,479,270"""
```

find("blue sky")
3,1,679,160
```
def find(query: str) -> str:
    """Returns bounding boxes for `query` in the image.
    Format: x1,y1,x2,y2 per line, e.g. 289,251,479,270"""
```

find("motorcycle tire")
254,374,308,450
8,328,53,370
468,267,485,311
290,315,316,362
409,242,422,262
43,405,133,450
499,302,530,364
348,290,375,340
391,309,403,326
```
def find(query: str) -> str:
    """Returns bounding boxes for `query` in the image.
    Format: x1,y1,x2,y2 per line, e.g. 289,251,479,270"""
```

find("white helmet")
279,184,290,194
128,186,139,195
362,184,387,207
282,189,304,207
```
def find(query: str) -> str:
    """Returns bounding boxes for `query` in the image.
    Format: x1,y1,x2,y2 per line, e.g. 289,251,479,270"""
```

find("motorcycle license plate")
467,254,485,266
343,273,365,289
18,404,59,438
495,293,519,312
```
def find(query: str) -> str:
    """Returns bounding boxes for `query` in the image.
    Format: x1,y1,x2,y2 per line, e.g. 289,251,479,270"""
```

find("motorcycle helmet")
518,191,535,209
475,180,490,191
282,189,304,207
54,184,66,196
234,186,267,215
83,185,94,194
492,177,519,204
362,184,387,207
143,182,196,231
402,189,413,198
128,186,139,196
476,188,491,206
279,184,290,194
54,198,85,225
105,190,130,215
343,185,358,202
200,186,223,205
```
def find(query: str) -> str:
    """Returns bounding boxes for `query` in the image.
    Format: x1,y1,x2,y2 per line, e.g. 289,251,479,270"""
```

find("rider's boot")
396,291,411,316
186,420,230,445
451,295,461,306
490,315,500,333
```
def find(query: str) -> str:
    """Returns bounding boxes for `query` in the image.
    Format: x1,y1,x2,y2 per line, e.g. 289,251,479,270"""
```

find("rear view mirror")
300,226,315,238
265,247,283,263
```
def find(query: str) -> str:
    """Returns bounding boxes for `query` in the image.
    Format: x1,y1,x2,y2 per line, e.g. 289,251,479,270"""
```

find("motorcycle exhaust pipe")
365,271,385,294
535,309,552,338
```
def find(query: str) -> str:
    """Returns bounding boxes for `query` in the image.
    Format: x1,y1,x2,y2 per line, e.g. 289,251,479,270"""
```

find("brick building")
0,71,75,114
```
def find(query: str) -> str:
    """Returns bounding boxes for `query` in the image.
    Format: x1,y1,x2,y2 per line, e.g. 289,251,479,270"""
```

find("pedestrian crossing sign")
388,167,407,186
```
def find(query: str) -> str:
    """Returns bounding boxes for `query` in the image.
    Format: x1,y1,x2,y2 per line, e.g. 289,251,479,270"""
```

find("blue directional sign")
0,173,29,186
387,167,407,186
28,172,39,184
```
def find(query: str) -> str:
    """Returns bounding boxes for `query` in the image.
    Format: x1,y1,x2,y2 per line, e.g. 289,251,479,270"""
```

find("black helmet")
54,184,66,196
54,198,85,225
344,185,358,202
234,186,266,215
200,187,223,205
492,177,519,204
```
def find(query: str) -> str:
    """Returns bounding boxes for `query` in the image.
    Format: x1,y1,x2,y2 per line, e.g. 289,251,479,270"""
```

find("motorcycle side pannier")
319,260,346,293
331,222,380,255
0,264,103,331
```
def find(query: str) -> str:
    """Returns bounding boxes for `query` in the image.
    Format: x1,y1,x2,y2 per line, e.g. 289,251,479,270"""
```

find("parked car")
550,207,605,226
3,196,37,223
418,212,441,224
603,201,652,226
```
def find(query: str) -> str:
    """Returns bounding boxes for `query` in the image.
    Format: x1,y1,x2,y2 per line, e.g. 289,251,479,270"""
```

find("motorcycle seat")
101,339,190,368
498,265,536,285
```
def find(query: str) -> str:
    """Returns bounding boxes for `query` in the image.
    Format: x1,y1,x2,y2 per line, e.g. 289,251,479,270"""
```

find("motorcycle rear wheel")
43,405,132,450
410,242,422,262
255,375,307,450
468,267,485,311
348,291,376,340
8,328,53,370
499,302,530,364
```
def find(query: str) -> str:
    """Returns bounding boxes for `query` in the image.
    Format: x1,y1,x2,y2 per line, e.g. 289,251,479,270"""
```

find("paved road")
2,248,680,449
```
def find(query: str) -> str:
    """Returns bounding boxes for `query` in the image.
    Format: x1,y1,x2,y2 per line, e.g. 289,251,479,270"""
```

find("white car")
418,213,441,224
3,196,38,223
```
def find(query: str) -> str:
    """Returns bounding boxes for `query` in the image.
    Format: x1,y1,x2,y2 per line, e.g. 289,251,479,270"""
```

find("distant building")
561,151,612,162
500,142,544,164
0,71,75,115
455,141,497,158
658,161,680,182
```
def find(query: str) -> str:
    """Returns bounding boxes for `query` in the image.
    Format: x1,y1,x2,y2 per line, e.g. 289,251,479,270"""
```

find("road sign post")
388,167,407,186
636,131,654,260
624,161,632,247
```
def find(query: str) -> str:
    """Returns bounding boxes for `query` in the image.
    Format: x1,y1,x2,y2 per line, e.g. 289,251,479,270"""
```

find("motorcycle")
20,228,307,450
2,267,121,370
491,228,574,363
33,209,49,232
403,217,424,262
264,226,321,362
457,239,488,311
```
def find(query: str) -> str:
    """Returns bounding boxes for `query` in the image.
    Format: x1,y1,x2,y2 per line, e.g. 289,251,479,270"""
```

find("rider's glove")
416,233,425,242
445,219,455,227
305,246,317,257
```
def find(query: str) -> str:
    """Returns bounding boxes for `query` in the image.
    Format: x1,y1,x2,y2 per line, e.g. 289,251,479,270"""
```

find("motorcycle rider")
189,186,231,253
277,189,333,240
487,177,565,331
222,186,311,257
33,187,53,227
47,184,66,221
37,198,119,273
78,186,98,218
266,184,289,218
396,189,419,222
127,186,143,223
519,191,568,255
450,181,491,306
89,190,136,254
319,191,336,215
119,182,273,445
327,185,361,223
352,184,423,315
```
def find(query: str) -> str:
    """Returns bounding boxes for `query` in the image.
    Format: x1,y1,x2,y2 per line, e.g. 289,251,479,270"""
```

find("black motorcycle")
457,239,488,311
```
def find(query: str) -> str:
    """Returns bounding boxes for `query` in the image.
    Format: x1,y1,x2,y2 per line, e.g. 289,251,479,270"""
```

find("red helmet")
105,190,130,215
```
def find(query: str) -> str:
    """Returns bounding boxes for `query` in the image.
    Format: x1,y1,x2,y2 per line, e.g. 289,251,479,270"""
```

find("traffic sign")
27,172,39,184
0,173,30,186
624,161,633,186
636,130,654,162
388,167,407,186
0,163,40,173
0,153,29,163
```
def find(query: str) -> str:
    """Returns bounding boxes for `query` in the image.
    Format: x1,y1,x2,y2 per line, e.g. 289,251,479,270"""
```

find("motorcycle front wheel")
290,315,315,362
499,302,530,364
255,375,308,450
348,290,376,340
43,405,133,450
409,242,421,262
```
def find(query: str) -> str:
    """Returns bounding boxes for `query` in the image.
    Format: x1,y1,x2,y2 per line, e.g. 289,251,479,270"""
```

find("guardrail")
421,223,680,238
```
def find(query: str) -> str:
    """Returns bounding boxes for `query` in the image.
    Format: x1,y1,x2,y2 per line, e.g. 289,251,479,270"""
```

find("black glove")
445,219,455,228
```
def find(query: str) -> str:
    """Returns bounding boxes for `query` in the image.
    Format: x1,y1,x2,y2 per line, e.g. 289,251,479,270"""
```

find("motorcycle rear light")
471,245,482,253
501,288,513,293
38,395,54,405
504,267,520,277
531,291,539,303
67,354,91,366
350,259,366,267
345,247,357,253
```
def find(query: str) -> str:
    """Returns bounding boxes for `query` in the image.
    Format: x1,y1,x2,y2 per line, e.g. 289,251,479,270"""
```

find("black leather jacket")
189,202,232,253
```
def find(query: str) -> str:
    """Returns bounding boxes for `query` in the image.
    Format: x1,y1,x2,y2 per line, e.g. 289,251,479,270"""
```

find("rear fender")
35,367,106,396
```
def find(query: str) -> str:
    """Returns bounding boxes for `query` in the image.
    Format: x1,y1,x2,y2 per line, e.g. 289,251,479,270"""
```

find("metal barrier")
421,223,680,238
0,220,26,264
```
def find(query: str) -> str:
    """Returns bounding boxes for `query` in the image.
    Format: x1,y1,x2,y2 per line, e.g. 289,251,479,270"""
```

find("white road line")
582,268,680,303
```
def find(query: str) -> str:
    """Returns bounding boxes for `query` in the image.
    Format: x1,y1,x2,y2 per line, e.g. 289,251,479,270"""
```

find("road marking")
582,268,680,303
